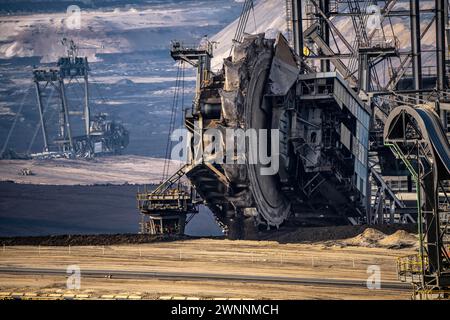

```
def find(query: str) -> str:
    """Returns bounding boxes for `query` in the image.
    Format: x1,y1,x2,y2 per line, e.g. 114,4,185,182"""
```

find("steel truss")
31,39,129,158
33,40,91,155
385,106,450,298
290,0,450,225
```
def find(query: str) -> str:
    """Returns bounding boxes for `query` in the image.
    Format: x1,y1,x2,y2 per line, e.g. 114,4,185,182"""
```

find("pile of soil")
259,224,417,244
343,228,387,247
342,228,418,249
378,230,418,249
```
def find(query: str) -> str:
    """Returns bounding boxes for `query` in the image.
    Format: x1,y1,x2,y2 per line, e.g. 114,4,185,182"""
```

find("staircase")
152,163,193,195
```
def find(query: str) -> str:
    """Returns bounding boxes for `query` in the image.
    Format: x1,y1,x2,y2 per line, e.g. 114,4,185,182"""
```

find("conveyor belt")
415,108,450,178
384,106,450,178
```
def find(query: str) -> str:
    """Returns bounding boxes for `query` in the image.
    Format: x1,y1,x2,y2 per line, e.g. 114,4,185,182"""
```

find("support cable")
229,0,254,56
1,84,33,156
162,62,182,180
89,74,111,106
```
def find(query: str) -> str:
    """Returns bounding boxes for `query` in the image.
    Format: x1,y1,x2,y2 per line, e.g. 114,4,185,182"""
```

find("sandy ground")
0,156,183,185
0,239,416,300
0,157,418,299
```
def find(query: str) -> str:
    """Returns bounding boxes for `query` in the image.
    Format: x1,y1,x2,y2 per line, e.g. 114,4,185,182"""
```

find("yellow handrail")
397,254,429,274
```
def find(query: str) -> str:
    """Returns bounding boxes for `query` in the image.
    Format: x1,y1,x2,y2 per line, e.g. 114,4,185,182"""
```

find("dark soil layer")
0,225,417,246
0,234,225,246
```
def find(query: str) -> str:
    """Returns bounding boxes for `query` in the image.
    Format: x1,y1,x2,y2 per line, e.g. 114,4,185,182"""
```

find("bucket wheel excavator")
140,0,372,238
179,31,371,238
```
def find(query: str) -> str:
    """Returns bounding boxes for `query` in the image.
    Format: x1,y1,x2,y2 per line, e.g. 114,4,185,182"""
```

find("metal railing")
137,188,192,211
403,66,438,78
398,254,428,274
413,289,450,300
359,36,400,51
170,40,214,56
397,254,428,284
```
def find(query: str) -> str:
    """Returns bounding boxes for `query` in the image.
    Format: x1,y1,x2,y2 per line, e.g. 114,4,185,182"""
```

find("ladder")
152,163,193,195
304,0,316,30
285,0,294,45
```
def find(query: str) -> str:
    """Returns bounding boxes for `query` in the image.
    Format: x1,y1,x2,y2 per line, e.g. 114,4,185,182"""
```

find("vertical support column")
194,40,213,109
34,81,49,152
367,171,374,225
410,0,422,102
195,57,204,111
358,53,370,92
416,144,426,289
178,214,187,235
59,79,74,152
436,0,446,95
84,73,90,137
319,0,330,72
436,0,447,131
446,0,450,62
193,117,204,166
58,84,66,144
390,201,395,224
291,0,304,58
422,172,441,275
444,0,450,132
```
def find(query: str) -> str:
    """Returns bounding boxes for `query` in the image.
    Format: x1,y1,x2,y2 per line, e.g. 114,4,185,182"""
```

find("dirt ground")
0,156,182,186
0,158,420,300
0,238,416,300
